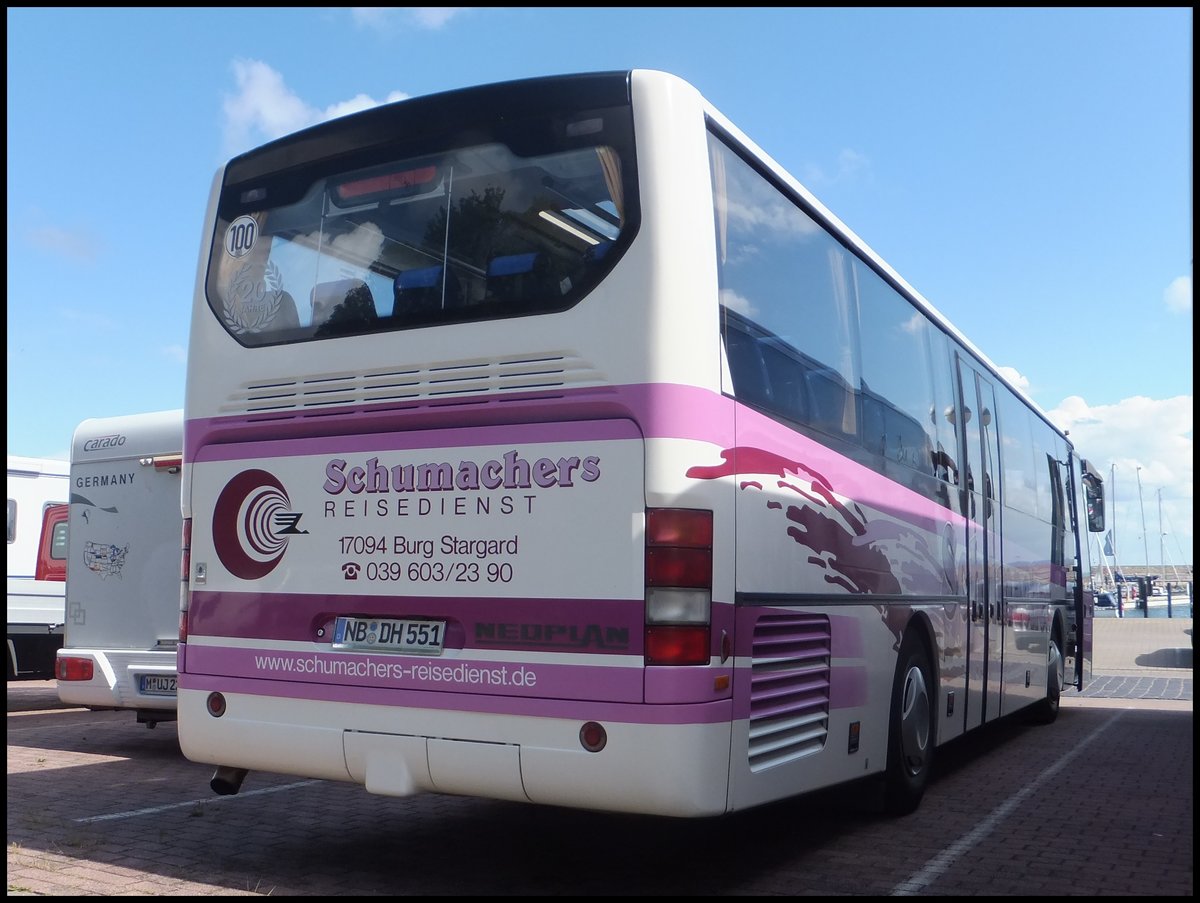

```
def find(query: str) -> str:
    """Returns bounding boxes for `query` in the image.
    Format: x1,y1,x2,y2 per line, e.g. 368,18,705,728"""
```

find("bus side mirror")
1085,486,1105,533
1082,465,1105,532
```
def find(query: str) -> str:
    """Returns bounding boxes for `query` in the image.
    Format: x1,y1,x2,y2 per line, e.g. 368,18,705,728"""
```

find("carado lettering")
324,450,600,494
82,434,126,452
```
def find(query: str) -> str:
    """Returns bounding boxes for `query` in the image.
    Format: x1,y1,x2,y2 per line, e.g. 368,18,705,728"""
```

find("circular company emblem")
212,469,299,580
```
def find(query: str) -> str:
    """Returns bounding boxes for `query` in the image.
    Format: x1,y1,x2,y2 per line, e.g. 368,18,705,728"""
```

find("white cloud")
719,288,757,318
351,7,468,31
995,365,1030,393
221,60,409,157
26,224,101,263
408,7,467,28
350,7,393,28
1165,275,1192,314
796,148,871,188
160,345,187,364
323,92,410,122
1046,393,1193,568
59,307,118,331
835,148,870,181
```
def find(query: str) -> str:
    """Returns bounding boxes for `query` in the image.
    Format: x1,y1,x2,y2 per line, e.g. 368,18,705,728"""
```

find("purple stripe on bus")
187,590,648,652
178,669,736,725
179,652,867,721
183,643,644,701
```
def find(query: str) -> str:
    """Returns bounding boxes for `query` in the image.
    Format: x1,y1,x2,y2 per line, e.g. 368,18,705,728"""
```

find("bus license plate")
333,617,446,655
139,674,177,696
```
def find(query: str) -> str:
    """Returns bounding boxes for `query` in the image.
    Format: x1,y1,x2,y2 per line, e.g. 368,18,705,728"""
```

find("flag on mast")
1103,531,1115,558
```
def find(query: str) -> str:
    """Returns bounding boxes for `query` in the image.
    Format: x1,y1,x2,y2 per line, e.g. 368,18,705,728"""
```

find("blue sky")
6,7,1192,570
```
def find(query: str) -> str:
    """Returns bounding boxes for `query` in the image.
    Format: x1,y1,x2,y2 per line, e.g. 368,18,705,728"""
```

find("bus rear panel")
181,71,746,816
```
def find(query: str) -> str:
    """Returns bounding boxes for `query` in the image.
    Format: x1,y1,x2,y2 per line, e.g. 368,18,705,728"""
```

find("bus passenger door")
960,360,1003,728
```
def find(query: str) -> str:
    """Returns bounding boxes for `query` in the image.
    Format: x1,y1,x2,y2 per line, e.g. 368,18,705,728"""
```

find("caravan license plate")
333,617,446,655
139,674,177,696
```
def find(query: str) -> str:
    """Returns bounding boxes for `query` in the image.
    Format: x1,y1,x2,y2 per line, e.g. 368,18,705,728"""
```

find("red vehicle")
35,504,68,582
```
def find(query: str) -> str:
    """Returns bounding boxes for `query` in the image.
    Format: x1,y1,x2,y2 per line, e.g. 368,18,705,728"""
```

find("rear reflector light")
579,721,607,752
645,625,710,665
56,657,94,681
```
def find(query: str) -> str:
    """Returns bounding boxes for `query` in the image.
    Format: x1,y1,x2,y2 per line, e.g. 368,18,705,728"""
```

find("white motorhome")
7,455,70,679
56,410,184,726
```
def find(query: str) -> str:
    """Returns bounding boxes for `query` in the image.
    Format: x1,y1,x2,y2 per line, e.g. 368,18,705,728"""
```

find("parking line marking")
73,780,322,823
890,710,1125,896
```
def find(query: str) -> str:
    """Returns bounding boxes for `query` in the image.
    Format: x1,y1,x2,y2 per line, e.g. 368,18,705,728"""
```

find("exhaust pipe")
210,766,249,796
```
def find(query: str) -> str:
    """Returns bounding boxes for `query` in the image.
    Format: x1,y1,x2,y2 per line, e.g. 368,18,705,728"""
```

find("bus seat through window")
723,321,771,409
805,367,857,440
758,340,810,424
392,266,458,318
486,252,549,306
861,391,888,457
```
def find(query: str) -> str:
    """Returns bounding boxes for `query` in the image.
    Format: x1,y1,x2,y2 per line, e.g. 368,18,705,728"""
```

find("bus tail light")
645,508,712,666
56,656,93,681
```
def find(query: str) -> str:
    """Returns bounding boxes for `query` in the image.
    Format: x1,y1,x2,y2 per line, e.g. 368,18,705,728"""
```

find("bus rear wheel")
1028,630,1064,725
882,631,935,816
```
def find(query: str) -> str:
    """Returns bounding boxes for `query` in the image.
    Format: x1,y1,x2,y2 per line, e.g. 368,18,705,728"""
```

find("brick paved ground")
7,617,1192,896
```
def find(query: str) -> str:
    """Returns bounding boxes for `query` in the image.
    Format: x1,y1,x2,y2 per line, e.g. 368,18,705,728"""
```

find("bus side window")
805,367,857,441
723,322,771,409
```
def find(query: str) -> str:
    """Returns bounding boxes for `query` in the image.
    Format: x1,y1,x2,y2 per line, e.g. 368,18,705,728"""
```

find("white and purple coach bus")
178,69,1106,818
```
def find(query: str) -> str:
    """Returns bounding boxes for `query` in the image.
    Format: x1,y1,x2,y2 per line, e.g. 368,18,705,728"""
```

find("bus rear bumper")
177,687,734,817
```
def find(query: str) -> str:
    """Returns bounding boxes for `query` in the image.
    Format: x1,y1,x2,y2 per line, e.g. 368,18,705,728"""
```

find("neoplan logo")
212,470,308,580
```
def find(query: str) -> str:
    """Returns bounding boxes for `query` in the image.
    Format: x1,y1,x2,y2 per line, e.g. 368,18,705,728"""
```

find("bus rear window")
206,105,637,346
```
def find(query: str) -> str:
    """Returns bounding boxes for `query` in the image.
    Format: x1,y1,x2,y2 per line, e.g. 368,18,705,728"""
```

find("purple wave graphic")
688,447,955,596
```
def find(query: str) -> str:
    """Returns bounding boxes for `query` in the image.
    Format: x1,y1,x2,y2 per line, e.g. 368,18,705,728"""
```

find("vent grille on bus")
219,353,604,416
747,612,831,771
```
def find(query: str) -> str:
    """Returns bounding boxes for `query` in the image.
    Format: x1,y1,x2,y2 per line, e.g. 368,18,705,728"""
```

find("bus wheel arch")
882,617,937,816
